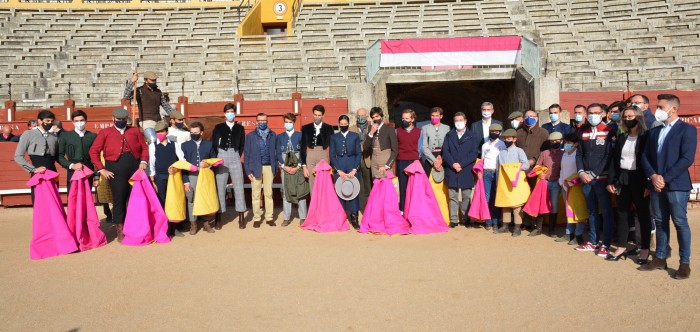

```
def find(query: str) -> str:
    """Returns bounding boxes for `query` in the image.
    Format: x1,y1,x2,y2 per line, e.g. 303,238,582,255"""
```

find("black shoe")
605,252,628,261
449,222,459,228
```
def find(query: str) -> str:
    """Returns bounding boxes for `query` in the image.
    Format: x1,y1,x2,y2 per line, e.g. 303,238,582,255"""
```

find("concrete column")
347,83,373,121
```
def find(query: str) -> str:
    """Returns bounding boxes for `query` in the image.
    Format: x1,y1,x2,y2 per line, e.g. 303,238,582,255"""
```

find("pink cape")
404,160,449,234
359,171,410,236
122,170,171,246
468,160,491,222
26,170,78,260
66,168,107,251
523,166,552,217
300,159,349,232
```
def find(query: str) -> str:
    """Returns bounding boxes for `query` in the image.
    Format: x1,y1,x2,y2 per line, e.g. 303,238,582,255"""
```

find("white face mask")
510,120,520,129
455,121,466,130
481,111,492,119
655,108,669,122
74,121,86,131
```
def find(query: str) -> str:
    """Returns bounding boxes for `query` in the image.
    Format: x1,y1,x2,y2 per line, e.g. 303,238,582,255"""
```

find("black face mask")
401,120,412,128
114,120,127,129
373,118,382,125
41,123,53,131
624,119,638,129
190,133,201,141
339,125,349,132
550,142,562,150
504,141,514,148
148,82,158,89
175,122,184,129
489,132,500,140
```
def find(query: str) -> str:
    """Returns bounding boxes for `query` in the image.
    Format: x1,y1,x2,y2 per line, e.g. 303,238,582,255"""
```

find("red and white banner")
379,36,522,68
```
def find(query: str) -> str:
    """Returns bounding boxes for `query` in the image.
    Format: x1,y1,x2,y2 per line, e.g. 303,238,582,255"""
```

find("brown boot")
638,257,667,271
282,220,292,227
674,264,691,280
189,221,198,235
202,219,215,233
253,220,262,228
214,213,222,230
238,212,246,229
116,224,124,243
266,220,277,227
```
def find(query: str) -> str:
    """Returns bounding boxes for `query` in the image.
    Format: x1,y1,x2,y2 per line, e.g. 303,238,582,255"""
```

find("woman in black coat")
606,106,652,263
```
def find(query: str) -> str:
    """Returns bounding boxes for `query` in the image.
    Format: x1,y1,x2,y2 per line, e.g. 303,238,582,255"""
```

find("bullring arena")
1,0,700,330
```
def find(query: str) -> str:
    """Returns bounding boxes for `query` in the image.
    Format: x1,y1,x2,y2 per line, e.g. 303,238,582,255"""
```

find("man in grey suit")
420,107,451,175
469,102,502,157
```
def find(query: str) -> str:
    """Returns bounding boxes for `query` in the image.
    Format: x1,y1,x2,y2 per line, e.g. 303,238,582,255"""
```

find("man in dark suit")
629,94,657,130
363,107,398,179
89,108,149,242
58,110,98,193
330,115,362,229
640,94,696,279
300,104,334,192
182,121,217,234
470,101,502,157
442,112,479,228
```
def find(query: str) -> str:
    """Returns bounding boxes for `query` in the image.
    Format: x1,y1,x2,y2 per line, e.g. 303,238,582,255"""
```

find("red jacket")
89,126,148,170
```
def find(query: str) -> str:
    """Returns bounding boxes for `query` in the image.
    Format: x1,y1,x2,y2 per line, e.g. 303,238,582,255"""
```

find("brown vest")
137,85,161,121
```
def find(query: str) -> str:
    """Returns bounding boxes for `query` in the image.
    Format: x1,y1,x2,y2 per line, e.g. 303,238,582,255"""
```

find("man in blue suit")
469,101,502,157
442,112,480,228
244,113,277,228
182,121,217,234
330,115,362,229
640,94,696,279
629,94,658,130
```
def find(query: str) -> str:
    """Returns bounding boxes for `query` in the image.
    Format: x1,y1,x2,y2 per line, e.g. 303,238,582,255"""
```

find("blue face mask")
114,120,127,129
564,143,574,152
588,114,602,126
504,141,514,148
611,113,621,122
524,116,537,127
257,123,268,131
574,114,584,123
284,123,294,132
549,113,559,122
225,112,235,121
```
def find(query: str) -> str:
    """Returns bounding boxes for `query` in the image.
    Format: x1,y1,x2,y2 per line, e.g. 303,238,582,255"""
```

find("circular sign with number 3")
274,2,287,15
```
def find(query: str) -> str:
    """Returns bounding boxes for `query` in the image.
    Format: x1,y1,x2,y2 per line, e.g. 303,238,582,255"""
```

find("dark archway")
386,80,516,126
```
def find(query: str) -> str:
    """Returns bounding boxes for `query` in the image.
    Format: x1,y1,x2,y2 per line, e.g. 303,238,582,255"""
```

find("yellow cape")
165,160,195,222
564,174,589,223
495,162,530,207
429,171,450,225
192,158,222,216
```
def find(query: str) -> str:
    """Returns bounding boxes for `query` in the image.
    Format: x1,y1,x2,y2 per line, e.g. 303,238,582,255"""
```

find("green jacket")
58,130,97,170
283,151,309,204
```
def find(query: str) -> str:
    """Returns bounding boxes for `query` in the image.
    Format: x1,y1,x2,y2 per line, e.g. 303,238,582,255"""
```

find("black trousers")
29,155,57,204
105,153,140,225
616,170,652,250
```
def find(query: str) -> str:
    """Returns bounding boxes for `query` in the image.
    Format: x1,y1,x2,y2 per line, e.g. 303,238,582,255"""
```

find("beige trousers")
252,165,274,222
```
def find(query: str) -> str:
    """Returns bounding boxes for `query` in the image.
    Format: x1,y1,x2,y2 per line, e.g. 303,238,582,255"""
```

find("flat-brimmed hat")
508,111,523,120
170,111,184,119
489,123,503,131
502,129,517,137
335,176,360,201
431,167,444,182
548,132,563,140
143,71,158,80
113,107,129,118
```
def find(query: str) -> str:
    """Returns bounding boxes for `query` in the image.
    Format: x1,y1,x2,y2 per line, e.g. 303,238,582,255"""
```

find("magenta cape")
523,166,552,217
66,168,107,251
26,170,78,260
404,160,448,234
122,170,171,246
468,160,491,222
359,171,410,235
300,159,349,232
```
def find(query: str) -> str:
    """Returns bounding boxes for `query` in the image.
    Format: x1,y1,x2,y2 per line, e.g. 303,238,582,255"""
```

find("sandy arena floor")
1,206,699,331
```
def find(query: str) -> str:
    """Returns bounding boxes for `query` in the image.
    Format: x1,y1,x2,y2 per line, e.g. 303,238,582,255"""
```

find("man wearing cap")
89,107,149,242
149,121,185,236
349,107,372,211
123,70,174,144
532,132,565,236
470,101,503,157
330,115,362,229
441,112,479,228
479,123,505,231
167,111,190,144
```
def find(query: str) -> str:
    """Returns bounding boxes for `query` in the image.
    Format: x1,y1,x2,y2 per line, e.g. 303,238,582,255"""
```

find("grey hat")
548,132,563,140
431,167,444,183
502,129,517,137
488,123,503,131
170,111,185,119
113,107,129,118
508,111,523,120
335,176,361,201
154,121,168,132
143,71,158,80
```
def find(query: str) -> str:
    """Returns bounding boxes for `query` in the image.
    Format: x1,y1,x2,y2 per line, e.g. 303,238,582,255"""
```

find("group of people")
10,73,694,281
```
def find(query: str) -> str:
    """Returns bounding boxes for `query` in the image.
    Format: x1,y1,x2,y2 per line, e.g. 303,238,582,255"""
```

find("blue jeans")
581,179,614,246
483,170,500,225
546,180,561,213
566,223,585,236
650,190,692,264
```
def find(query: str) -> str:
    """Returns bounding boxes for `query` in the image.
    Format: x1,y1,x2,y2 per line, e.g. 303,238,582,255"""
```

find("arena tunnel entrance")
379,68,534,128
